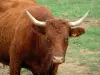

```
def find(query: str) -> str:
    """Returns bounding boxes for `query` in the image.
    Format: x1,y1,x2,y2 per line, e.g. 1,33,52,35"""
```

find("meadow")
37,0,100,18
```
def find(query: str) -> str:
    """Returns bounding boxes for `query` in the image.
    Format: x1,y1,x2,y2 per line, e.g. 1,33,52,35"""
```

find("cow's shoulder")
27,6,55,21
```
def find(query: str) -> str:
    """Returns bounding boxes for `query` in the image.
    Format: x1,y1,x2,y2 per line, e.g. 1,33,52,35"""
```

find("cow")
0,0,89,75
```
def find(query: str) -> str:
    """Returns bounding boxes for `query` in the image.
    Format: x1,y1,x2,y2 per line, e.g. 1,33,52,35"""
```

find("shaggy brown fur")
0,0,85,75
0,0,37,14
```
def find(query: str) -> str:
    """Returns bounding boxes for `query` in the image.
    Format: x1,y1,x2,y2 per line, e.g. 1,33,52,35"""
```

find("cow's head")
25,10,89,64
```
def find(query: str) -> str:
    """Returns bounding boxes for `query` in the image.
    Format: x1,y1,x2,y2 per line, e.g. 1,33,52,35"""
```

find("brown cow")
0,0,89,75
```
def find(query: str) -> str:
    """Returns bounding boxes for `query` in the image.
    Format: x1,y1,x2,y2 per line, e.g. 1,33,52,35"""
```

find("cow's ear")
70,27,85,37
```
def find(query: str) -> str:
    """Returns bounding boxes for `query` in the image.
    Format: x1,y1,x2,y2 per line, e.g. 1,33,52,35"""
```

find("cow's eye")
46,38,50,42
64,37,68,42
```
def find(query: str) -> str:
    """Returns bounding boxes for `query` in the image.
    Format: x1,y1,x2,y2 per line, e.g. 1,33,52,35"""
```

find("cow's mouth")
52,56,65,64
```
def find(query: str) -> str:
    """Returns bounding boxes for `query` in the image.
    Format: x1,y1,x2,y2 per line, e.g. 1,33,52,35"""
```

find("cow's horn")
25,10,46,26
69,10,90,27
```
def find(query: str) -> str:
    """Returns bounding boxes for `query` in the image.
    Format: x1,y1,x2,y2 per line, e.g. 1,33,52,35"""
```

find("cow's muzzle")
52,56,65,64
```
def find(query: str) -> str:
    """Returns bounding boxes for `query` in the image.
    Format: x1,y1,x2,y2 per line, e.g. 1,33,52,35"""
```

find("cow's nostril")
53,56,65,64
54,56,63,60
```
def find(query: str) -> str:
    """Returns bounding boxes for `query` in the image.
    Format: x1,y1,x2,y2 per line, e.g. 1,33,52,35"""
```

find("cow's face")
25,10,89,64
45,19,85,64
45,19,69,63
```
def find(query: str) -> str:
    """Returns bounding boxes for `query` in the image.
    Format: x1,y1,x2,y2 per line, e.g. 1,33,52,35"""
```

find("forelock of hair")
46,19,68,34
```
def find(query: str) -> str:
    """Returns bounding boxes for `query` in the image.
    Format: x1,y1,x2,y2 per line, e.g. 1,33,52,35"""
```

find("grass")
22,0,100,75
66,26,100,75
37,0,100,18
69,26,100,51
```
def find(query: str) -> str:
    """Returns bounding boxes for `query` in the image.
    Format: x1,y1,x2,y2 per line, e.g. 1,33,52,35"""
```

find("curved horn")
25,10,46,26
69,10,90,27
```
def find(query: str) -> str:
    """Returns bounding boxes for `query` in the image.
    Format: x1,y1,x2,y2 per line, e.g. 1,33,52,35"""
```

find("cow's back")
0,0,37,64
0,0,37,13
0,8,21,64
0,0,37,48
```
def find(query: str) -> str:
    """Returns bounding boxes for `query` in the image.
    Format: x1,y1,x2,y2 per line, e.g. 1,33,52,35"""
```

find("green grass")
69,26,100,51
66,26,100,75
37,0,100,18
